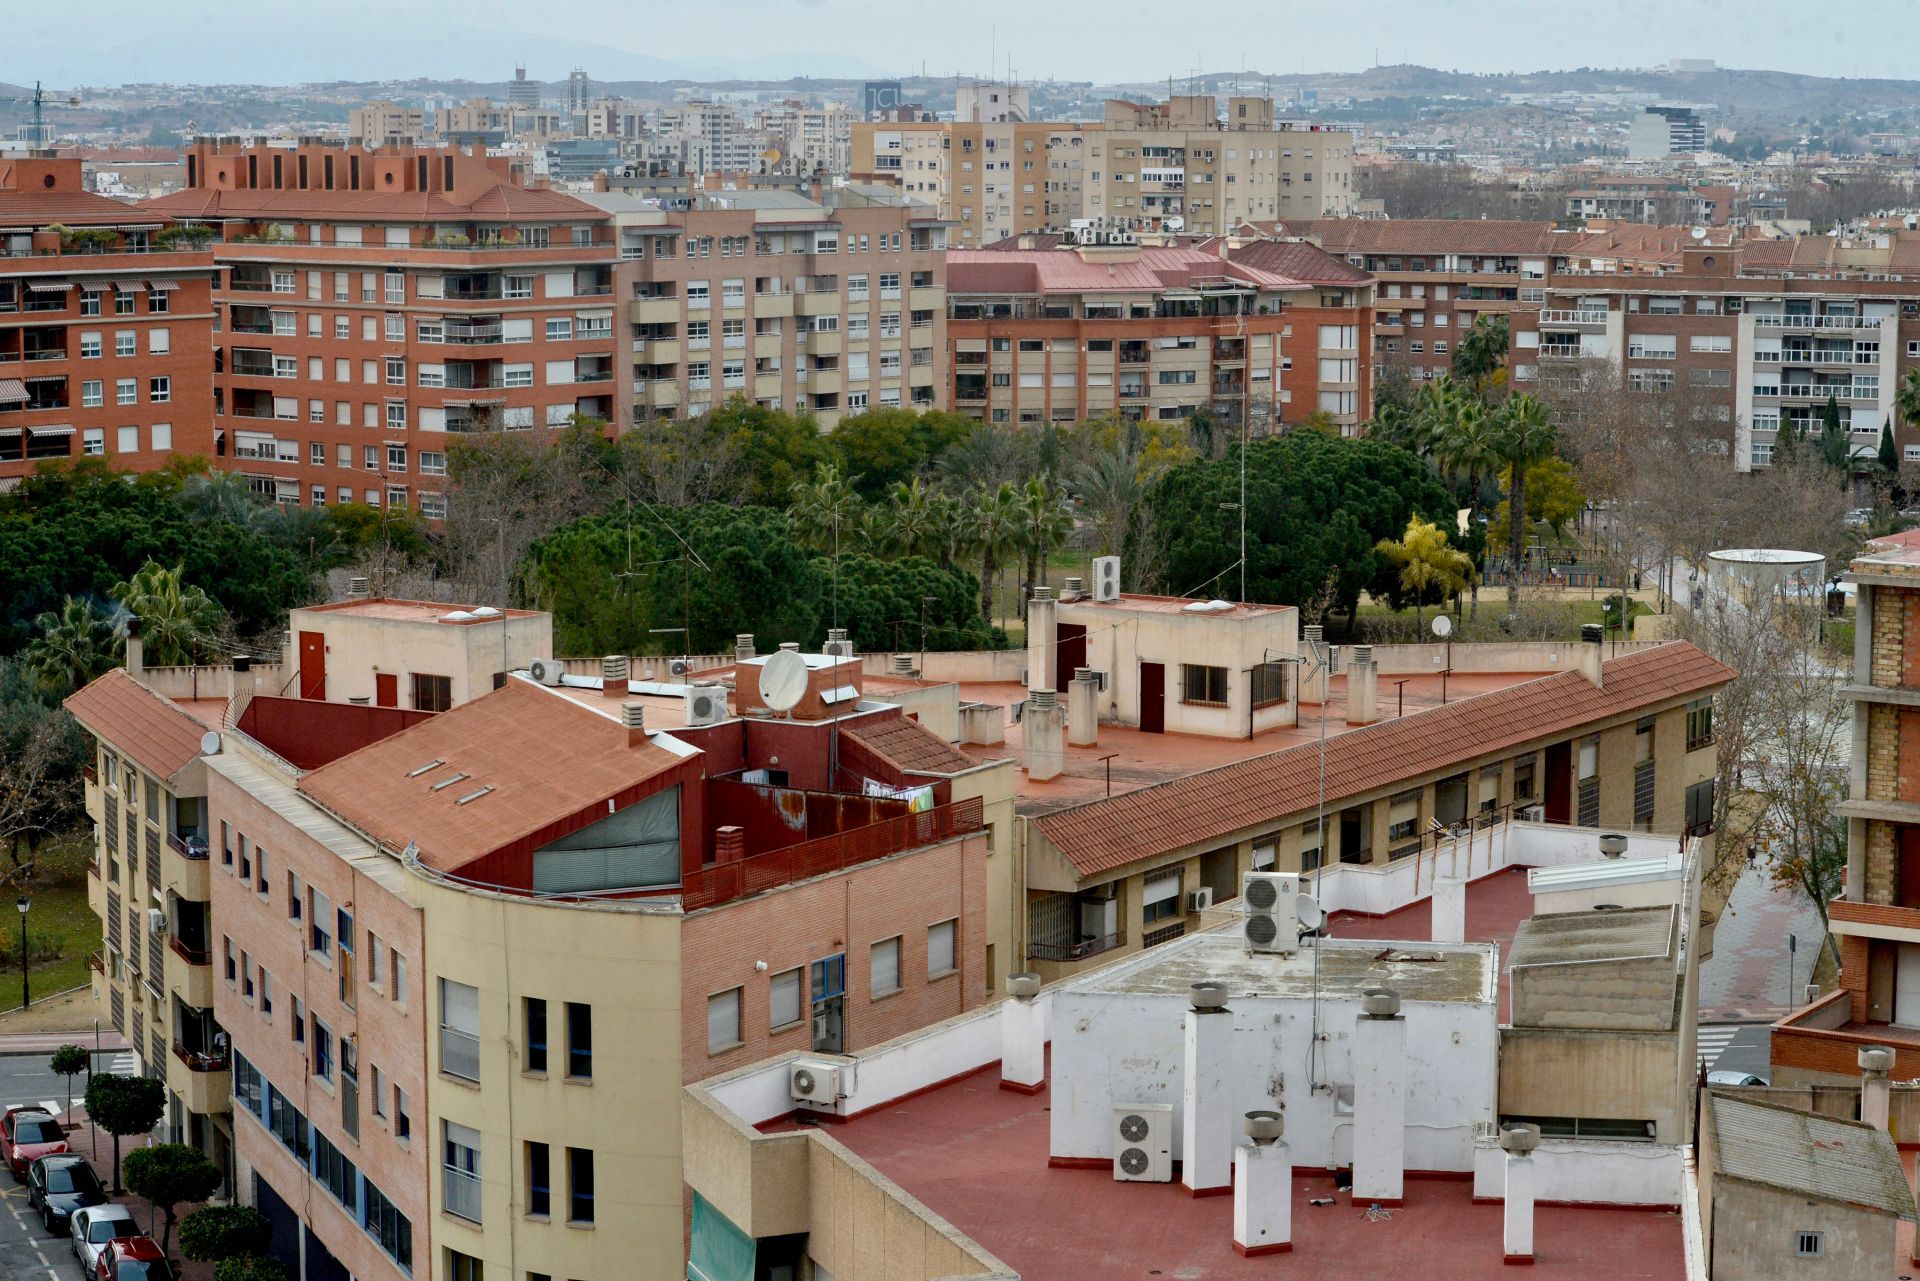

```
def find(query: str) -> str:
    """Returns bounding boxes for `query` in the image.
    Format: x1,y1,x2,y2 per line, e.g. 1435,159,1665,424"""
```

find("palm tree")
22,597,120,693
1071,445,1157,560
109,561,225,667
1494,394,1558,619
1375,516,1475,633
1016,477,1074,596
1898,368,1920,436
182,470,268,528
1434,397,1504,511
1450,315,1510,397
925,491,969,571
883,477,938,558
970,483,1023,626
787,463,862,554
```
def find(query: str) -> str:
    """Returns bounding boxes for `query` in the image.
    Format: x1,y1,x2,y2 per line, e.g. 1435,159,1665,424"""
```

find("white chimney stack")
123,615,144,681
1023,688,1066,782
1299,625,1329,705
1182,982,1233,1197
1578,623,1604,688
1431,875,1467,945
1233,1111,1292,1257
999,973,1046,1093
1352,988,1405,1205
735,633,756,661
1068,667,1100,747
1346,644,1378,727
1025,585,1056,696
1500,1123,1540,1264
1860,1045,1895,1131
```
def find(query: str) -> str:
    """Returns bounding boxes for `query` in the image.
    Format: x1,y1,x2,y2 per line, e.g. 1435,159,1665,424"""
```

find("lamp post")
15,895,28,1010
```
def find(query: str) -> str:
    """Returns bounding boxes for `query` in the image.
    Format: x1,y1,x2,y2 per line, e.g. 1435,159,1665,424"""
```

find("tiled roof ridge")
63,667,214,779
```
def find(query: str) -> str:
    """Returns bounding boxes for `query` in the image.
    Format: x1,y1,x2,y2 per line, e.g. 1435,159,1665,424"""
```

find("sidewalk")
1698,861,1827,1022
55,1108,214,1280
0,1028,128,1057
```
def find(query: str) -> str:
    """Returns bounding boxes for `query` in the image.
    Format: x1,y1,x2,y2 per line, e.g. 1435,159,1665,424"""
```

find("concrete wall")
1470,1134,1682,1206
286,604,551,708
1511,955,1677,1031
1710,1177,1895,1281
1499,1027,1685,1142
138,662,290,704
1365,639,1665,676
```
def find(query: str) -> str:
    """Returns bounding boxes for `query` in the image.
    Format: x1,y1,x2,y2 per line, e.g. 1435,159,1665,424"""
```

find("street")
0,1047,145,1281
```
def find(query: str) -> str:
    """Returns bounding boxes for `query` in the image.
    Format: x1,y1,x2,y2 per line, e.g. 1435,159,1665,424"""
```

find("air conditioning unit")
1242,871,1301,955
147,908,168,936
790,1058,842,1106
1113,1104,1173,1182
669,658,692,678
1517,804,1545,822
1092,555,1121,602
529,658,566,687
1086,669,1109,692
685,686,728,726
1188,887,1214,913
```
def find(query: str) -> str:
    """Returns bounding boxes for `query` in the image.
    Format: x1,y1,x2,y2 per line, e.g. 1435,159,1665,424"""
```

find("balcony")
1027,930,1126,963
169,1044,231,1114
1539,309,1608,327
1761,383,1878,402
909,287,942,312
754,293,795,319
808,331,843,357
444,1167,483,1223
1538,343,1582,359
441,1027,480,1083
443,320,504,345
631,298,679,326
1755,314,1877,331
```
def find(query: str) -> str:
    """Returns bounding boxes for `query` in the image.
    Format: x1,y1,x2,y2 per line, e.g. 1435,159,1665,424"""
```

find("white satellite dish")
1431,614,1453,639
1295,894,1325,930
198,731,221,756
758,648,809,713
1690,225,1708,240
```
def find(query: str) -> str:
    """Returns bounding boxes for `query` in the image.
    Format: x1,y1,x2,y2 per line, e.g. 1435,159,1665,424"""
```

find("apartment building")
142,141,617,514
0,155,217,484
947,234,1373,431
349,103,427,149
1628,106,1709,160
852,117,1096,246
585,185,948,424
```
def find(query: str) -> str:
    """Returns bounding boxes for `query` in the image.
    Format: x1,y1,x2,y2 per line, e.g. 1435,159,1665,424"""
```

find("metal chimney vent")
602,654,630,682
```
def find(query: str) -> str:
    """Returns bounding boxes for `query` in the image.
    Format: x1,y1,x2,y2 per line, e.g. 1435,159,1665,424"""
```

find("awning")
24,374,65,384
114,279,146,293
26,279,69,293
29,425,75,437
0,428,21,438
146,279,179,293
0,378,26,404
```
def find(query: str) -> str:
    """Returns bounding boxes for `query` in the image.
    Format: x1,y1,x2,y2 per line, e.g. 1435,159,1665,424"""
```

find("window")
392,948,407,1004
770,968,803,1030
545,317,572,341
116,378,136,405
444,1122,482,1223
1685,777,1716,835
115,331,135,357
1142,868,1182,924
1180,664,1229,706
927,919,956,978
526,1141,551,1217
707,987,742,1054
445,1250,483,1281
524,997,547,1073
312,1016,333,1082
870,936,901,997
412,673,452,712
81,380,103,408
1251,662,1290,708
566,1002,592,1078
149,376,170,403
80,331,101,358
394,1083,411,1139
1686,696,1714,750
440,978,480,1081
1387,791,1421,842
1513,755,1537,802
308,887,331,956
566,1147,595,1223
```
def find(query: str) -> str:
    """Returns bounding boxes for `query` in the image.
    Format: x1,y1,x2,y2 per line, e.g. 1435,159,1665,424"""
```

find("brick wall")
1841,932,1872,1021
1867,820,1898,907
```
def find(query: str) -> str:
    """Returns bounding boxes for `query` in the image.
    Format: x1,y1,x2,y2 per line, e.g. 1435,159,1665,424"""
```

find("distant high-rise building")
1628,105,1707,159
509,64,539,109
567,67,592,114
348,101,425,148
862,80,904,119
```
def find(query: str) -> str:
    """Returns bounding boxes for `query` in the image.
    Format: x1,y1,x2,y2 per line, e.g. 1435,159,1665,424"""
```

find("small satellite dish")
1295,894,1325,930
1431,614,1453,639
1690,225,1708,240
198,731,220,756
758,648,808,713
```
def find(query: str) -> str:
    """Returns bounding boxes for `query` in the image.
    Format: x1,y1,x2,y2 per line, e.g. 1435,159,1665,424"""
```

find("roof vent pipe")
601,654,629,697
1578,622,1604,687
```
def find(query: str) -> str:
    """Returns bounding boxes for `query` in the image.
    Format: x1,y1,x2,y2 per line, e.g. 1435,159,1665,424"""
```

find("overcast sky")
17,0,1909,86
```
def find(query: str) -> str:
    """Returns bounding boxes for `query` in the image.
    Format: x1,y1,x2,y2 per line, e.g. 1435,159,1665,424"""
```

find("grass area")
0,834,96,1015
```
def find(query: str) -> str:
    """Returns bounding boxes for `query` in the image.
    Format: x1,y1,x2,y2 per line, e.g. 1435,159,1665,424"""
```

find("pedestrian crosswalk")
1697,1023,1741,1069
106,1051,137,1074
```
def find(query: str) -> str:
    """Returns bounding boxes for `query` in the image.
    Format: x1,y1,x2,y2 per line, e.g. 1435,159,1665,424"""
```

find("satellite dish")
758,648,808,713
1295,894,1325,930
198,731,221,756
1431,614,1453,639
1690,225,1708,240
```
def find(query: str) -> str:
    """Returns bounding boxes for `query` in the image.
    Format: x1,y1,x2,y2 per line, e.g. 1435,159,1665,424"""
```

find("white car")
69,1204,137,1275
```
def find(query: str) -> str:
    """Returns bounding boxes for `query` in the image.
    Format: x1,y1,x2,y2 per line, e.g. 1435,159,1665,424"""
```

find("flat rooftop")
808,1057,1683,1280
1076,931,1496,1005
294,598,542,625
1329,863,1535,1022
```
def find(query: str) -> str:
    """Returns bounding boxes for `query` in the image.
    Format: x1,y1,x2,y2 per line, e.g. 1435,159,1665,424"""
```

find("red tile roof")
141,182,600,224
842,717,977,775
0,188,156,228
1224,238,1372,286
63,668,211,781
297,680,684,871
1262,218,1564,258
1032,642,1735,877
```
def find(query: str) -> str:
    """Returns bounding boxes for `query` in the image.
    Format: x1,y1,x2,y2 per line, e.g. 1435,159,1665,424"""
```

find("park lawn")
0,835,97,1015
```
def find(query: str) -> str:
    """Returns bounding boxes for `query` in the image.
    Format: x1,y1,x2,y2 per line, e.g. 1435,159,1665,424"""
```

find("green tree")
1450,315,1510,396
827,408,974,500
1015,477,1074,596
1898,367,1920,434
1070,444,1165,564
180,1205,272,1264
214,1257,290,1281
1520,456,1586,538
969,482,1023,625
21,597,119,694
787,463,863,555
719,401,830,507
1494,394,1558,619
1374,516,1475,630
880,477,940,558
326,501,434,561
1433,397,1504,510
1819,394,1849,479
816,554,996,653
125,1143,223,1260
111,560,226,667
49,1044,87,1122
1879,416,1899,477
84,1073,165,1192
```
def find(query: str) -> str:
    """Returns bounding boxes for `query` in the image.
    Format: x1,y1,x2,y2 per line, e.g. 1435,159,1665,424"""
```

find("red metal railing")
172,1043,230,1073
682,796,985,911
169,936,211,967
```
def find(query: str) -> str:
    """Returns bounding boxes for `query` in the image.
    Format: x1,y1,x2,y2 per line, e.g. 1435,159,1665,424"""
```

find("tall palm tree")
1450,315,1510,398
925,491,969,571
1375,517,1475,633
182,470,268,528
787,463,862,554
109,561,225,667
1071,445,1157,560
1016,477,1074,596
1494,394,1559,619
1435,398,1504,512
883,477,938,558
22,597,120,694
970,483,1023,626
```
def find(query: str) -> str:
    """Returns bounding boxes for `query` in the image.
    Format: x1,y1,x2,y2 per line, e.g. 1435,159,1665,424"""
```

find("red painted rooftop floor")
822,1061,1685,1280
1329,862,1537,1021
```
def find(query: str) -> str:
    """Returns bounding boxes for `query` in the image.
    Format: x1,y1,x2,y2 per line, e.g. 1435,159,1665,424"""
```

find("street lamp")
15,895,28,1010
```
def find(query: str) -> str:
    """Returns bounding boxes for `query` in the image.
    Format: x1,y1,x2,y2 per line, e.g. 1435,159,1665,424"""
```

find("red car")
95,1236,176,1281
1,1105,68,1180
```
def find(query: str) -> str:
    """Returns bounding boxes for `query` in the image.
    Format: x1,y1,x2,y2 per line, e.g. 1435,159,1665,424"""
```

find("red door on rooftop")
1140,661,1165,734
1055,623,1087,695
374,672,397,708
298,631,325,700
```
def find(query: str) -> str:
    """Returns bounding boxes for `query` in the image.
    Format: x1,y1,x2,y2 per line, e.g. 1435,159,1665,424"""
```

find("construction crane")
0,82,81,147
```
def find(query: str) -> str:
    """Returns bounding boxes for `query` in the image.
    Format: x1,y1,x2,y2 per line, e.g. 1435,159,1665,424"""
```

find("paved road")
0,1050,132,1122
1699,1022,1773,1081
1699,862,1827,1022
0,1158,82,1281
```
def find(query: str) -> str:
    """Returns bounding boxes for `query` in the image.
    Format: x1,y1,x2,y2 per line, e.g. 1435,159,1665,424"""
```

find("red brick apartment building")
0,156,216,484
142,141,618,514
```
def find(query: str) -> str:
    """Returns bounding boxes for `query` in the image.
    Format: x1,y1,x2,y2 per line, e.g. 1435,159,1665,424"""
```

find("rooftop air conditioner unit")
669,658,692,678
685,686,728,726
790,1058,842,1106
530,658,566,687
1242,871,1301,954
1113,1104,1173,1182
1188,887,1214,913
1092,555,1122,603
147,908,168,936
1517,803,1544,822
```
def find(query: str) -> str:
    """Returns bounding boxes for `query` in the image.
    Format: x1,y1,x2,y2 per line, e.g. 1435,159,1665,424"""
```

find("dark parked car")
28,1152,106,1232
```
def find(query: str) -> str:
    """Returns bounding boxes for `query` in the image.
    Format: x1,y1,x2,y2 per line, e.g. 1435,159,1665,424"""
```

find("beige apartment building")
348,102,427,148
584,185,949,423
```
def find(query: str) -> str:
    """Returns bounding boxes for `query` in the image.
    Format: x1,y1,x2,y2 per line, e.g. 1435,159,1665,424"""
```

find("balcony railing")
165,830,210,860
172,1042,230,1073
169,935,211,967
1027,930,1126,962
440,1027,480,1081
682,796,986,911
444,1168,482,1223
1760,383,1878,401
1755,314,1876,330
1539,309,1607,325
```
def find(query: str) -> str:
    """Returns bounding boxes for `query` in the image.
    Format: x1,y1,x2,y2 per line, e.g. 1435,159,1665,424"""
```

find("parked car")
1706,1070,1767,1086
1,1105,68,1180
94,1236,176,1281
70,1205,139,1276
28,1152,106,1232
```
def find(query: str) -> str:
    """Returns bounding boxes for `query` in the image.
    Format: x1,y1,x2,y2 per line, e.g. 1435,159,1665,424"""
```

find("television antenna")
758,648,808,715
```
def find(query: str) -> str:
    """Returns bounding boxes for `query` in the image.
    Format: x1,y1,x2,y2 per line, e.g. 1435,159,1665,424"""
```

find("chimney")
1578,623,1604,687
1182,982,1233,1196
1430,875,1466,945
1234,1111,1291,1257
1062,575,1085,599
620,701,647,748
999,972,1046,1093
227,655,254,727
1859,1045,1895,1131
891,652,918,678
1346,644,1378,726
1068,667,1100,747
1025,586,1056,695
1023,688,1066,782
123,615,143,681
959,702,1006,746
779,642,800,653
601,654,629,698
822,628,853,660
1299,625,1329,705
1499,1124,1540,1264
1352,988,1405,1205
714,825,746,865
735,633,756,662
346,575,371,599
